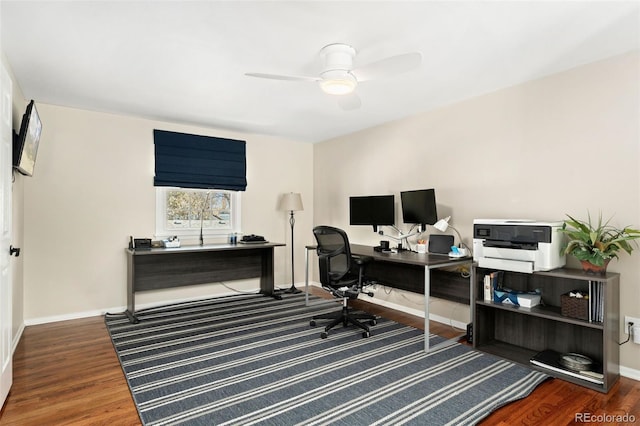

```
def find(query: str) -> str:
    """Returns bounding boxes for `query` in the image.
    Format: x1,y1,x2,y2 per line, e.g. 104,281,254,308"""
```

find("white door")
0,60,13,406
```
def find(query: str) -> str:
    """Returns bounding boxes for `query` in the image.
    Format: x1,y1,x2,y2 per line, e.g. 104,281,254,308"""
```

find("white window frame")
155,187,242,241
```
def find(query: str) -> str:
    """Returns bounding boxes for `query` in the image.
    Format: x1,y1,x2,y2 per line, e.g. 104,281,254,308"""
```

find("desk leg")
424,266,430,352
125,310,139,324
261,247,282,300
305,247,310,306
126,253,139,324
424,260,473,353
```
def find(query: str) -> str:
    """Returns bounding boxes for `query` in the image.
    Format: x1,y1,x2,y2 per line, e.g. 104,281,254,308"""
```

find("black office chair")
310,226,377,338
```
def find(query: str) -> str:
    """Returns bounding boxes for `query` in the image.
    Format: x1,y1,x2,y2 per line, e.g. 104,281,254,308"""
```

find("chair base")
310,300,377,338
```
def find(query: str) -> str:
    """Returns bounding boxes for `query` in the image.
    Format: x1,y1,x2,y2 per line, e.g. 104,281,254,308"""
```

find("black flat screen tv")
13,100,42,176
401,188,438,230
349,195,395,232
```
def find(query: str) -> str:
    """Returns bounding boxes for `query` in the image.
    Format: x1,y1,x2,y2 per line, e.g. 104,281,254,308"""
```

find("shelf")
475,340,536,366
475,300,604,330
476,340,606,392
532,268,619,282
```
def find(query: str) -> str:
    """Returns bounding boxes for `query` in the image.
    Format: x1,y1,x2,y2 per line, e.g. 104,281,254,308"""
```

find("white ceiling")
1,1,639,143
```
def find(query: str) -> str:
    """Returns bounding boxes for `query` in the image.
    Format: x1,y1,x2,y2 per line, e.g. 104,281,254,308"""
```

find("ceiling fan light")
320,79,356,95
319,71,357,95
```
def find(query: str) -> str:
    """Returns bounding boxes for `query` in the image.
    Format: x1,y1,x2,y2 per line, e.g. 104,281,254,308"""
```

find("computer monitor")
401,188,438,230
13,100,42,177
349,195,395,232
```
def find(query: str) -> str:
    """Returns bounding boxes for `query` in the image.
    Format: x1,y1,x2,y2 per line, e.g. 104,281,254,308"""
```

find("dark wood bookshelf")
472,266,620,393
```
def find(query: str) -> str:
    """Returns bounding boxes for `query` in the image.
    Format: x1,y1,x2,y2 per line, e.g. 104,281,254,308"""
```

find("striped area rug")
105,293,548,425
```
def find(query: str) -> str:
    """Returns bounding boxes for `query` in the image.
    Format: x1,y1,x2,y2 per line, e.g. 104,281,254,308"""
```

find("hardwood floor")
0,316,140,425
0,290,638,425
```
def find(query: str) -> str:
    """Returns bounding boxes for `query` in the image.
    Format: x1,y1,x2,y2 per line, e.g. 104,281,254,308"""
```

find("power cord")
104,281,262,318
619,322,634,345
221,281,262,295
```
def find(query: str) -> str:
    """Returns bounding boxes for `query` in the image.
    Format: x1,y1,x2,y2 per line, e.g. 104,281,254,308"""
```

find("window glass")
156,188,241,239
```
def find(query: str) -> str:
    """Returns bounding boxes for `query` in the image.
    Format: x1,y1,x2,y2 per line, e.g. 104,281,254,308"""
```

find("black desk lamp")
280,192,303,294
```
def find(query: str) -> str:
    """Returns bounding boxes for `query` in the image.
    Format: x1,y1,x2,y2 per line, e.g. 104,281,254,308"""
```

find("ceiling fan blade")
352,52,422,82
337,93,361,111
245,72,318,82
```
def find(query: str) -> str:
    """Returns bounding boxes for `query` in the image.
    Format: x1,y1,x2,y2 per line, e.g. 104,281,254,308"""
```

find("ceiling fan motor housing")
319,43,358,95
320,43,356,73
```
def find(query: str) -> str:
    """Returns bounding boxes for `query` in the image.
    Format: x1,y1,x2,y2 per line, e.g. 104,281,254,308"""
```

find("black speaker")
428,234,454,254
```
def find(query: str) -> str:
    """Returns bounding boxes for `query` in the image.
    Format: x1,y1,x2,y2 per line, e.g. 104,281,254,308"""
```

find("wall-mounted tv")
349,195,395,232
13,100,42,176
401,188,438,230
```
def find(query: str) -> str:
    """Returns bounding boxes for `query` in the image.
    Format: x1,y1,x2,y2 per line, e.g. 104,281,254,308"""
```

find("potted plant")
559,213,640,273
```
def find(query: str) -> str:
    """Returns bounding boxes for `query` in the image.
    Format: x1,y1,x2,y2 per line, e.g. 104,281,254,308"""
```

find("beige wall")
18,105,313,322
313,51,640,372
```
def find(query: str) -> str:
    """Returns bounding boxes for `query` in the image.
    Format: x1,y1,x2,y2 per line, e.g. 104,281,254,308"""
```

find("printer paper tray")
478,257,534,274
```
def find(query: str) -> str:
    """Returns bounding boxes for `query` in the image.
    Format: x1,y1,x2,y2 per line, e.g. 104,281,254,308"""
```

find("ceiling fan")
245,43,422,110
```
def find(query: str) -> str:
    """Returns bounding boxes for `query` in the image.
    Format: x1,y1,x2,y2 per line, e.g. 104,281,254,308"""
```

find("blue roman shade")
153,129,247,191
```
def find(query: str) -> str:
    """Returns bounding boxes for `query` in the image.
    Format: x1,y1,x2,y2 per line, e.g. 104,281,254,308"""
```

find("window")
155,187,241,240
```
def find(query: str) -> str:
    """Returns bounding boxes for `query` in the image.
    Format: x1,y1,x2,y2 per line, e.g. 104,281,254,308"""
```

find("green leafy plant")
559,213,640,266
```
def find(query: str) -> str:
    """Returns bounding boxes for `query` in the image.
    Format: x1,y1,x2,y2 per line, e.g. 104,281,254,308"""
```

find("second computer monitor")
401,188,438,230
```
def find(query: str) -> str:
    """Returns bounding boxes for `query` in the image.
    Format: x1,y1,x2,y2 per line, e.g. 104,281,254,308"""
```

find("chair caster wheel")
369,319,377,326
362,331,370,338
310,320,316,327
321,332,328,339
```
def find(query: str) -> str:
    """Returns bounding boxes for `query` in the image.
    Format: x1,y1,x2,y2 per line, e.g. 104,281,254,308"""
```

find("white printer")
473,219,566,273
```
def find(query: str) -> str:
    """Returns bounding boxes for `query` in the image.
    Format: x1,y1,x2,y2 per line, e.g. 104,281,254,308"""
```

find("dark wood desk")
126,242,284,323
304,244,473,352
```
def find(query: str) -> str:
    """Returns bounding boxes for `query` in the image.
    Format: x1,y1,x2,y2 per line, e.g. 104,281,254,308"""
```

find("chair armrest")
351,254,373,266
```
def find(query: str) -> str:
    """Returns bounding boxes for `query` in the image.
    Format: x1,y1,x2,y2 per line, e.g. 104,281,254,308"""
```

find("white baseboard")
620,366,640,381
24,308,121,326
23,288,262,326
12,323,24,355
